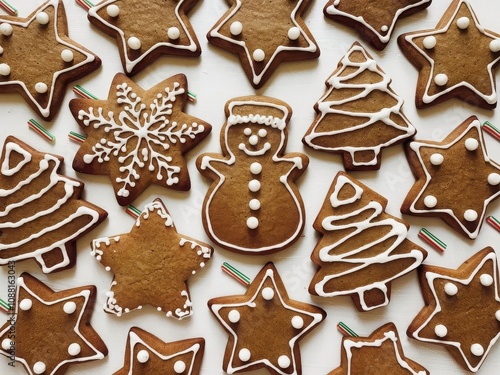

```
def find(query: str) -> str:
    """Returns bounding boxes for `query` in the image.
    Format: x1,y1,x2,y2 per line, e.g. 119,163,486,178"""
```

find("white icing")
430,153,444,165
249,134,259,145
424,195,437,208
33,361,46,374
303,44,416,165
0,23,13,36
36,12,50,25
250,162,262,174
262,287,274,300
0,63,8,76
435,324,448,337
248,179,261,192
239,348,251,362
127,36,141,50
228,309,240,323
464,209,478,222
490,39,500,53
35,82,48,94
465,137,479,151
471,343,484,357
64,301,77,314
246,216,259,229
457,16,470,29
288,27,300,40
480,273,494,287
68,343,81,356
423,36,437,49
444,282,458,296
137,349,150,363
496,310,500,321
1,339,11,350
278,355,290,368
168,27,181,40
249,199,261,210
291,316,304,329
19,298,32,311
253,49,265,62
61,49,74,62
434,73,448,86
174,360,186,373
488,173,500,185
106,4,120,17
230,21,243,36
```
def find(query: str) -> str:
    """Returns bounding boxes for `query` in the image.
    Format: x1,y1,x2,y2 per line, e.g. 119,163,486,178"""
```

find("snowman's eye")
244,128,252,136
258,129,267,137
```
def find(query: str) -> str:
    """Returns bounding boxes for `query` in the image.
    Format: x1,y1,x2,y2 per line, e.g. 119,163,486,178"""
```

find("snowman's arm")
279,152,310,181
196,153,233,181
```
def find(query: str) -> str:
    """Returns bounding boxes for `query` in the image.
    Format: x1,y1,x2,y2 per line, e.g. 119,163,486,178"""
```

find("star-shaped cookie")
207,0,319,88
0,0,101,120
329,323,428,375
324,0,432,50
88,0,201,76
208,262,326,374
407,247,500,372
70,73,211,206
92,198,213,319
0,273,108,375
113,327,205,374
401,116,500,239
398,0,500,109
0,136,107,273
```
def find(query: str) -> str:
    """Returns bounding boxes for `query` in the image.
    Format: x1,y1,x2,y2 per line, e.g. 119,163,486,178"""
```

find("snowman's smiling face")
237,126,272,156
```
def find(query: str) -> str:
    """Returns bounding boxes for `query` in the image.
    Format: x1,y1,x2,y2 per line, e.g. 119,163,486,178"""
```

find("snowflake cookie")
70,73,211,206
0,273,108,375
408,247,500,372
208,262,326,375
91,198,213,319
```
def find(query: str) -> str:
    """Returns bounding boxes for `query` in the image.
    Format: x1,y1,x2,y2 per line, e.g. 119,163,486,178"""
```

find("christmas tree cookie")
91,198,212,319
0,136,107,273
303,42,416,171
309,171,427,311
196,95,308,254
70,73,211,206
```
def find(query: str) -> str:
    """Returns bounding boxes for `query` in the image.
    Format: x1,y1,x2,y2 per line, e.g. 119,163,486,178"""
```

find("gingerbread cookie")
207,0,319,88
401,116,500,239
91,198,212,319
407,247,500,372
0,136,107,273
329,323,429,375
88,0,201,76
0,273,108,375
0,0,101,120
113,327,204,375
398,0,500,109
196,96,308,254
324,0,431,50
70,73,211,206
208,262,326,375
309,172,427,311
302,42,416,171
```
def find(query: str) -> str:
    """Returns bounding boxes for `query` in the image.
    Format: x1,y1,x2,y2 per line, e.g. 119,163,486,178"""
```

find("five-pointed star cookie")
398,0,500,109
208,262,326,375
88,0,201,76
92,198,213,319
207,0,319,88
70,73,211,206
328,323,429,375
401,116,500,239
0,0,101,120
0,273,108,375
113,327,205,375
324,0,431,50
407,247,500,372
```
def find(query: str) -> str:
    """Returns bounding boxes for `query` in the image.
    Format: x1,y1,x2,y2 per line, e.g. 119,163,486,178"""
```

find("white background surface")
1,0,500,373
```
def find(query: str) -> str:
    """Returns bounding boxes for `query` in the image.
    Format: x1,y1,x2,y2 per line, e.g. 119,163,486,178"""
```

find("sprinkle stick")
483,121,500,141
75,0,94,10
27,119,55,143
68,131,87,144
0,298,10,313
486,216,500,233
125,204,142,219
221,262,250,286
337,322,358,337
418,228,446,253
73,85,98,100
187,91,197,102
0,0,17,15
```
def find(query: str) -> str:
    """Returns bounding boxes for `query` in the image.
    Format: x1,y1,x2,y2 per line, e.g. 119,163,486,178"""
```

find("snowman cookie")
196,96,308,254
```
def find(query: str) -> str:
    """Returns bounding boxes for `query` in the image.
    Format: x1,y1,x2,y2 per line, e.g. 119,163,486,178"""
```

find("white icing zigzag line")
315,175,424,310
304,44,415,166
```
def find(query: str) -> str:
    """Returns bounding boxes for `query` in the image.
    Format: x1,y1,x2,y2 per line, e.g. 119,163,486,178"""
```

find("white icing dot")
288,27,300,40
444,282,458,296
434,324,448,337
2,338,11,350
250,162,262,174
495,310,500,321
35,82,48,94
239,348,251,362
291,315,304,329
471,343,484,357
33,361,46,374
230,21,243,36
488,173,500,185
36,12,50,25
430,153,444,165
464,209,478,222
424,195,437,208
174,360,186,373
137,349,150,363
423,36,437,49
278,355,291,368
247,216,259,229
0,46,3,54
249,134,259,145
465,138,479,151
0,23,12,36
253,49,265,62
456,17,470,29
68,343,81,356
0,63,10,76
228,309,240,323
244,127,252,136
249,199,261,210
128,36,141,50
61,49,74,62
380,25,388,32
19,298,32,311
480,273,494,287
168,27,180,40
490,39,500,53
258,129,267,137
63,301,77,314
262,287,274,300
107,4,120,17
434,73,448,86
248,179,261,192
